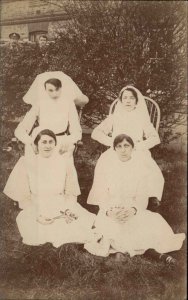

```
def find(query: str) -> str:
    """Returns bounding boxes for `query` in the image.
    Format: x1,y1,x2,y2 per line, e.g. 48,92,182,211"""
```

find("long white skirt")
17,200,96,248
84,210,185,257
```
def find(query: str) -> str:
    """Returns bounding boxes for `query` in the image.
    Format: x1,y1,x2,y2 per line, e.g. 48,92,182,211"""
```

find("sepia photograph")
0,1,187,299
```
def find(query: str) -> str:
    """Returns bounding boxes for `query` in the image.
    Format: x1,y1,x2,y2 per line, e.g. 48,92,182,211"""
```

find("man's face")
115,139,133,162
39,37,47,47
38,135,56,158
45,83,62,100
10,37,19,45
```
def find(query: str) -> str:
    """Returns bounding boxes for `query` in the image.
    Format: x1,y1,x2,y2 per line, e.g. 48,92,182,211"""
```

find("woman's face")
45,83,62,100
37,135,56,158
115,139,133,162
121,90,137,111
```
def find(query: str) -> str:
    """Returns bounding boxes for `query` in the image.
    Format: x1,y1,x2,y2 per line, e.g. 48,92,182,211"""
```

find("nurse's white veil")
23,71,83,106
115,85,150,122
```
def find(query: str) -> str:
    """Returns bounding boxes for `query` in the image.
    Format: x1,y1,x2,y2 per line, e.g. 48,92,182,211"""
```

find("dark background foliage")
0,1,186,145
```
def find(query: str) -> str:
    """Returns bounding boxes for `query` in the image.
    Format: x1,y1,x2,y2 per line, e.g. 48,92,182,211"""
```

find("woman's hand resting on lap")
36,215,54,225
106,207,136,224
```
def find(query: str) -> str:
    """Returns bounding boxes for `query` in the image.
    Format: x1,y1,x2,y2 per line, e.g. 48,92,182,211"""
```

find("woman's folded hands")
106,206,136,223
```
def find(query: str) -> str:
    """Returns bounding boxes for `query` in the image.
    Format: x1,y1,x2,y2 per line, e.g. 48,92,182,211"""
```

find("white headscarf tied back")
116,85,150,121
23,71,83,107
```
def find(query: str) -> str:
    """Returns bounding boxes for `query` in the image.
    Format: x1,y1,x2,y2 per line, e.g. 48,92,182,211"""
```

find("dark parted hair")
44,78,62,90
39,34,48,40
34,129,57,146
113,134,134,149
119,87,138,104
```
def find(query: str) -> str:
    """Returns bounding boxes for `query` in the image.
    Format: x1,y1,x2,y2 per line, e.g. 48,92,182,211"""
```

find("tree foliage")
0,1,186,144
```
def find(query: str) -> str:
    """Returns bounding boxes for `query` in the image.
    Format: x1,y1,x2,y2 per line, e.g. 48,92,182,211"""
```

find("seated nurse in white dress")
15,71,88,155
91,85,164,202
4,126,80,211
4,129,96,248
85,134,185,264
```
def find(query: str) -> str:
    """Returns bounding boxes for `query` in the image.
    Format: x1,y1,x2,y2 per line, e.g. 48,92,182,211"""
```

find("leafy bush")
0,1,186,145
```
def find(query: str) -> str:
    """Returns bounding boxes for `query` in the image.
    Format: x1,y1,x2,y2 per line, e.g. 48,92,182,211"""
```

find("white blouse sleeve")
91,116,113,147
69,80,89,107
87,156,110,210
132,167,149,211
67,101,82,144
63,75,89,107
15,105,39,145
3,156,31,207
64,157,81,197
140,121,160,149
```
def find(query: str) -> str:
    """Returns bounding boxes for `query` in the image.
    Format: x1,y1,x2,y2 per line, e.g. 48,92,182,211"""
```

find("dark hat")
9,32,20,40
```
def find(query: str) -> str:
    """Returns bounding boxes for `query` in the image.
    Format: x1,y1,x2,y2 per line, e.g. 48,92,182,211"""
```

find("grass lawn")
0,125,186,300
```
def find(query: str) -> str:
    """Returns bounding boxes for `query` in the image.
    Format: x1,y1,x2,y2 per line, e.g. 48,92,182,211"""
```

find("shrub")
0,1,186,145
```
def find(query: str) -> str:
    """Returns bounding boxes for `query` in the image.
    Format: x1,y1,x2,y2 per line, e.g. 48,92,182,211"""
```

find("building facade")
0,0,69,42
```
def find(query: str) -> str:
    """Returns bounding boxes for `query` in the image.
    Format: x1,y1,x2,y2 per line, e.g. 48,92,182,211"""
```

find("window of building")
29,31,47,42
28,22,49,42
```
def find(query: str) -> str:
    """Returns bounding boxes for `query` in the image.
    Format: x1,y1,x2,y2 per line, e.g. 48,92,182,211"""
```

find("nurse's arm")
91,116,113,147
133,173,149,211
140,121,160,150
74,94,89,108
66,76,89,108
14,105,39,145
67,101,82,144
64,156,81,200
87,157,110,210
